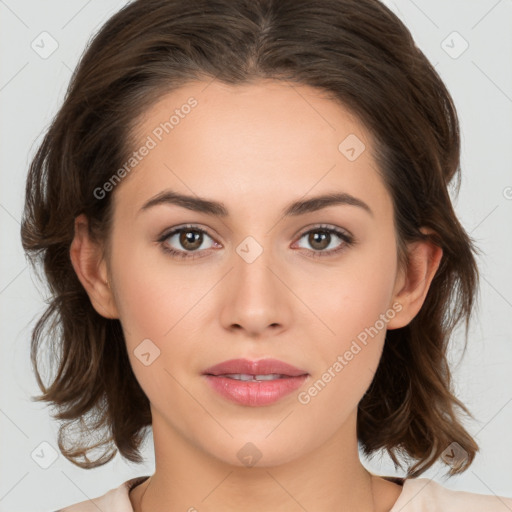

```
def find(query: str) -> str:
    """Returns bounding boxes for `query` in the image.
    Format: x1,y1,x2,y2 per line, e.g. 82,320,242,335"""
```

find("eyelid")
157,223,219,242
157,224,220,248
294,223,352,240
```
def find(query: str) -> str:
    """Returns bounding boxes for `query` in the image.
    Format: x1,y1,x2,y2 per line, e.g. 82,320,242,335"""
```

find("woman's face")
105,79,406,467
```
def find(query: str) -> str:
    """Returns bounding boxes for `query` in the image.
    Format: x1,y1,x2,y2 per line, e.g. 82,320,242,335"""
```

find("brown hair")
21,0,480,477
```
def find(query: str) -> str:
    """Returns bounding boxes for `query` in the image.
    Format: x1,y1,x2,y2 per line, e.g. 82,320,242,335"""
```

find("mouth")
214,373,297,381
202,358,309,406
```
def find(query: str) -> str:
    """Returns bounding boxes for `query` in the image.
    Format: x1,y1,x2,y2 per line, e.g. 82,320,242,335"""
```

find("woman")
21,0,512,510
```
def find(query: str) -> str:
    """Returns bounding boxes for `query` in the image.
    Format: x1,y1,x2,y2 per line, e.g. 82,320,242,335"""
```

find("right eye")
157,225,220,260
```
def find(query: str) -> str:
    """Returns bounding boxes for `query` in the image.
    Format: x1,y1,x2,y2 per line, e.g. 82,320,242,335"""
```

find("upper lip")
203,358,308,377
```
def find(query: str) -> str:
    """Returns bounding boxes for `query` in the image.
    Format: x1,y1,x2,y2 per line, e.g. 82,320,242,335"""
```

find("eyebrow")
139,189,373,218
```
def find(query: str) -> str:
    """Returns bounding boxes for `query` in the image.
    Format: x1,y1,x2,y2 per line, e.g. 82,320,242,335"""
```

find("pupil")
180,230,202,250
310,231,329,250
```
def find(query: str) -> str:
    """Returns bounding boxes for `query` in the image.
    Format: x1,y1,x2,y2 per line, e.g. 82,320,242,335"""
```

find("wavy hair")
21,0,480,476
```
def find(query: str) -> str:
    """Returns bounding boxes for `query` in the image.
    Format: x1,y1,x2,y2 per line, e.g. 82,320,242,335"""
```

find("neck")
132,408,381,512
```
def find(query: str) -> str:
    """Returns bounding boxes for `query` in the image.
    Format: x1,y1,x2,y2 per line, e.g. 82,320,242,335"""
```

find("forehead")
113,79,391,221
132,78,367,157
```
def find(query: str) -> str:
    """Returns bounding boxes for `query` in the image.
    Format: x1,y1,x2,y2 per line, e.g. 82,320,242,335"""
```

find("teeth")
222,373,286,381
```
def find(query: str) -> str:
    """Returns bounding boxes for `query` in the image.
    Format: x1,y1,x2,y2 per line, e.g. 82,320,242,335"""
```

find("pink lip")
203,358,308,377
202,358,309,407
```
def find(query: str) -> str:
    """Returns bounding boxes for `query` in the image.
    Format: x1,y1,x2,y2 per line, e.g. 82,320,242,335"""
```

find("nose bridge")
220,233,289,334
234,233,279,302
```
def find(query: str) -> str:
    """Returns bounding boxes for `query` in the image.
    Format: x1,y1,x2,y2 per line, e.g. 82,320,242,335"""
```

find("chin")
204,433,311,470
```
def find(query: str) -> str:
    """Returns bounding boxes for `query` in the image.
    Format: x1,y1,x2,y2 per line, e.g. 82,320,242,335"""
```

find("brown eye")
158,225,218,259
178,229,203,251
294,225,354,258
307,231,331,251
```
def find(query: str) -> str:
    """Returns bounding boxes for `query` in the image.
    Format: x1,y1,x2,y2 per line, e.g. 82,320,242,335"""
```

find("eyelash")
157,224,355,260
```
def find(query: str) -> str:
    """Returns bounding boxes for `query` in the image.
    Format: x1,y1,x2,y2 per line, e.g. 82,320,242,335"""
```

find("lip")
202,358,309,407
203,358,308,377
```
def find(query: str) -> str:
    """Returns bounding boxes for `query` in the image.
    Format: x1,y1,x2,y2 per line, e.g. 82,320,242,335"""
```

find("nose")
218,239,292,338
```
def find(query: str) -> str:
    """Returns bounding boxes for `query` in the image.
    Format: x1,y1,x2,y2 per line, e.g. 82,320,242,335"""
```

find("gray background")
1,0,511,510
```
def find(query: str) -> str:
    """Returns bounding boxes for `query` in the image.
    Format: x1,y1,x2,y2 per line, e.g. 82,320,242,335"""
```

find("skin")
70,79,442,512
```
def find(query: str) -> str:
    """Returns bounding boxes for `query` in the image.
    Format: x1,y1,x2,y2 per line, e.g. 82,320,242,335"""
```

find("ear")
387,228,443,329
69,213,119,319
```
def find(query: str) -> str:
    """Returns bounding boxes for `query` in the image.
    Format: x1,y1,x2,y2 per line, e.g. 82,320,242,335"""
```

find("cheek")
311,236,398,346
111,265,167,345
293,245,398,429
110,234,194,342
109,251,189,402
109,236,209,385
298,232,398,400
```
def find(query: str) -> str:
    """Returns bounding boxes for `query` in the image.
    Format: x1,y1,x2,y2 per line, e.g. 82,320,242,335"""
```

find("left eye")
158,224,354,260
294,226,354,257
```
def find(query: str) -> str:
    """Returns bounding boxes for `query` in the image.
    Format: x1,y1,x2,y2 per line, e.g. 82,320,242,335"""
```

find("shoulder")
390,477,512,512
55,476,150,512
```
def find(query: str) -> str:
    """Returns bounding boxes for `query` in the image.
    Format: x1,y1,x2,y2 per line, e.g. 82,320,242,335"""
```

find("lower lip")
204,375,309,406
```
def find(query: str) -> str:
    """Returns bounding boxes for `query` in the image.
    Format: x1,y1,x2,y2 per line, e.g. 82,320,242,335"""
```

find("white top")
55,475,512,511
